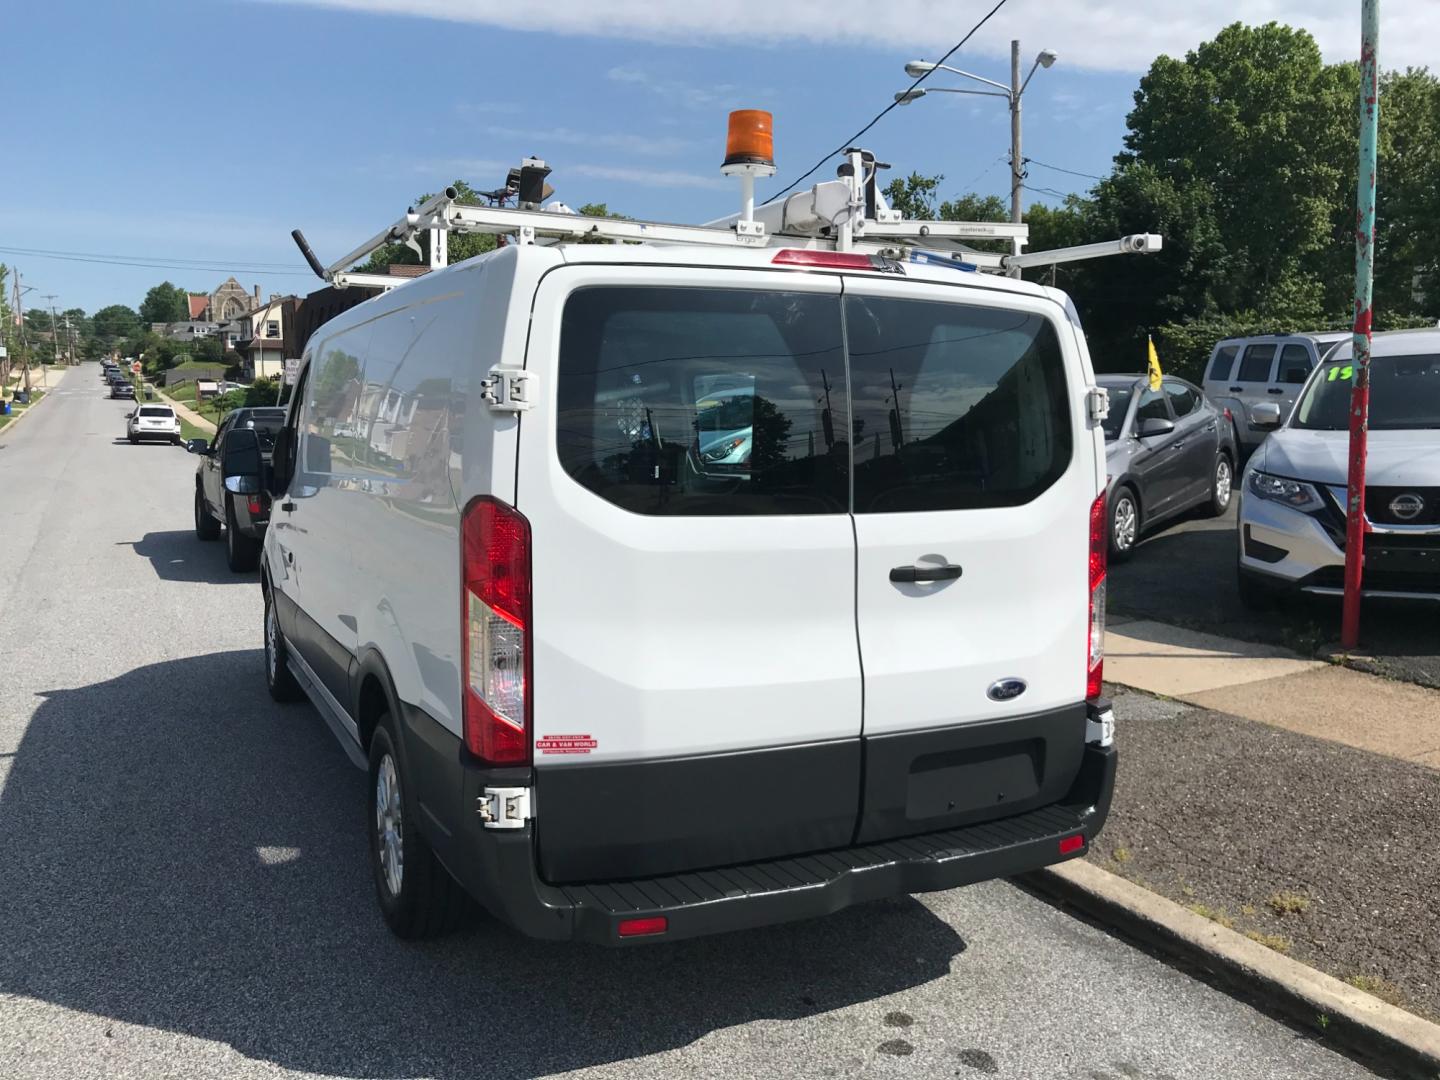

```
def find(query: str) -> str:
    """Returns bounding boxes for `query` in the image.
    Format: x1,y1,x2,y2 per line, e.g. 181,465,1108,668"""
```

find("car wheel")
368,721,467,939
1108,487,1140,562
1205,453,1234,517
263,585,304,702
194,487,221,541
128,434,138,444
225,500,261,572
1237,565,1279,611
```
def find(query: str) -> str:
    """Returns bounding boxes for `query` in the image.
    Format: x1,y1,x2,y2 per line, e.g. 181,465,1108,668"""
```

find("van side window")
557,287,848,516
1208,345,1238,382
846,297,1071,513
1163,380,1199,418
1278,343,1313,384
1238,343,1277,382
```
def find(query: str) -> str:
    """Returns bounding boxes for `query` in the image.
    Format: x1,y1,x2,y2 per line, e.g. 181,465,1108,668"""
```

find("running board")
286,645,368,770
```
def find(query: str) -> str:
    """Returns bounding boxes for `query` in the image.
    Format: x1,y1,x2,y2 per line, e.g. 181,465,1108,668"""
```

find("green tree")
357,181,498,272
92,304,140,344
138,281,190,326
883,173,944,220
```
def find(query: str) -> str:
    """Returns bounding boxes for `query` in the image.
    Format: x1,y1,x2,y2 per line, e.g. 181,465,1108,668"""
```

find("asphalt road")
0,368,1383,1080
1109,497,1440,690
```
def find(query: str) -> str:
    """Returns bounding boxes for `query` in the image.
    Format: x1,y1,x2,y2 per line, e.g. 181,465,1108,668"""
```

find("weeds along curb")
1021,859,1440,1080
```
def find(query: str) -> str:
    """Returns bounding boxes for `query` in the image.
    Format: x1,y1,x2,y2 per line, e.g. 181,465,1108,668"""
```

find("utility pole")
41,294,60,389
16,272,33,396
1010,39,1024,278
1341,0,1381,649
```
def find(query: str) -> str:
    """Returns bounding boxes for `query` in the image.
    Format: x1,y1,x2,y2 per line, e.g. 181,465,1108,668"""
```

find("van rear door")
841,280,1093,843
517,267,862,883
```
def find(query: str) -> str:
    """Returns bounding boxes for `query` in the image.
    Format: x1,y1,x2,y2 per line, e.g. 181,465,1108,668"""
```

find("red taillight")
1223,406,1233,423
772,249,889,271
247,495,263,515
1058,834,1085,856
1087,492,1106,702
618,916,668,938
461,496,532,765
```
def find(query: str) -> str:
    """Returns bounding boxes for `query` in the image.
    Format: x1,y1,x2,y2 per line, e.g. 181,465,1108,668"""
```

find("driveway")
1109,500,1440,690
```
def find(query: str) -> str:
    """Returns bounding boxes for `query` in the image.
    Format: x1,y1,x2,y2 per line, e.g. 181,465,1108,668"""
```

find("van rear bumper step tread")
553,744,1115,944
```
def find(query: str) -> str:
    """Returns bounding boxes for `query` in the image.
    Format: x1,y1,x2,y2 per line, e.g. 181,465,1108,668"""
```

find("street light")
897,40,1058,276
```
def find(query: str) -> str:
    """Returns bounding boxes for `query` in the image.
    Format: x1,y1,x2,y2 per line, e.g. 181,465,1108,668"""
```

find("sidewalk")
1107,618,1440,769
0,366,70,440
1097,617,1440,1023
155,388,215,434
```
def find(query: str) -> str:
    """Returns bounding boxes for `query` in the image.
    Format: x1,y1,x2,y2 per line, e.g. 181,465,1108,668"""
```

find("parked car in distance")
126,404,181,444
1100,374,1237,559
110,381,135,400
1202,331,1348,455
1237,328,1440,607
191,406,288,572
257,240,1118,946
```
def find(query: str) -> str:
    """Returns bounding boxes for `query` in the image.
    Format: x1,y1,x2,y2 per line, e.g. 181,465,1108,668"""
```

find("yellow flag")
1147,335,1163,391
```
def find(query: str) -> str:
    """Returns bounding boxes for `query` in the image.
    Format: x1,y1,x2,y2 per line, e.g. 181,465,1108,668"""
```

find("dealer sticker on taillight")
537,734,598,755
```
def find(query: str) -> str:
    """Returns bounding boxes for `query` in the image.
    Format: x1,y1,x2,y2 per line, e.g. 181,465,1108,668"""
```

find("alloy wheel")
1215,458,1233,509
375,754,404,898
1113,496,1138,552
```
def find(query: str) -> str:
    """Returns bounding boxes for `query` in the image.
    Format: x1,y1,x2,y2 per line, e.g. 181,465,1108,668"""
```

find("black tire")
225,500,261,572
1237,565,1277,611
1204,452,1234,517
368,721,467,939
263,584,304,702
194,487,221,541
128,434,138,445
1108,486,1140,563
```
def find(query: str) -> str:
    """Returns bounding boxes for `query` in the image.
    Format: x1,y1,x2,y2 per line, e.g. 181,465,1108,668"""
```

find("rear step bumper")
456,741,1116,945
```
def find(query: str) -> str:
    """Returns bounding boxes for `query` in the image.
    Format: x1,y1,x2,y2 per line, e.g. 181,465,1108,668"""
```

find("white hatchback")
127,404,181,445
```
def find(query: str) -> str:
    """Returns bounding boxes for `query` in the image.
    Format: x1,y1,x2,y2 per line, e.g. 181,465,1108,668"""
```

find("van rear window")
846,296,1071,512
556,287,1072,516
556,287,848,515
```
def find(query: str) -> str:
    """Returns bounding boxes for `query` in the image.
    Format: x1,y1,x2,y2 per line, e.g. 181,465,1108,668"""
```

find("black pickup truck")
190,407,286,572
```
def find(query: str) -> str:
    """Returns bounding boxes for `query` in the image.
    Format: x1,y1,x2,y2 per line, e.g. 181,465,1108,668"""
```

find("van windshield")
1294,354,1440,430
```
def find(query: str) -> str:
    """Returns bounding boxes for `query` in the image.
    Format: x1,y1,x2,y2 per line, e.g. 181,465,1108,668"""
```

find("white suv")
127,404,181,445
259,240,1118,944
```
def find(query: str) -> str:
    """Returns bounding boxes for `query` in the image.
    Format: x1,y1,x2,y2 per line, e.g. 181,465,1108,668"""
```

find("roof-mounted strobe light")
721,110,776,236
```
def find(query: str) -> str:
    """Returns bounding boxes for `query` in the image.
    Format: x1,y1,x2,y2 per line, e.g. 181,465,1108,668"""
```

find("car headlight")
1247,471,1324,512
700,437,747,463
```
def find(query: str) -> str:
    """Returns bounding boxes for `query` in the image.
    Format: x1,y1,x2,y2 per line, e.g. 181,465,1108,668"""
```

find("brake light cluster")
461,497,532,764
1087,493,1107,701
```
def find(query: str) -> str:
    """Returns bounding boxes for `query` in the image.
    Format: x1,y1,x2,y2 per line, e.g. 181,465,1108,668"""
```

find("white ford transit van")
262,184,1123,944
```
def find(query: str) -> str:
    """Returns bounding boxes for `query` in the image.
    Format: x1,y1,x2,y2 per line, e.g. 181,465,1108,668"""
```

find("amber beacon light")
721,110,776,227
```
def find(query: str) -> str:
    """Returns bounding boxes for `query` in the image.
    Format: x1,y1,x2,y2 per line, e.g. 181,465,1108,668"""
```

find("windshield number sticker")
1327,364,1355,382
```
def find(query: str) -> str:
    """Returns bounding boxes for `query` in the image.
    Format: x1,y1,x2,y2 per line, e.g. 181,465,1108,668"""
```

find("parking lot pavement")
0,382,1385,1079
1108,501,1440,690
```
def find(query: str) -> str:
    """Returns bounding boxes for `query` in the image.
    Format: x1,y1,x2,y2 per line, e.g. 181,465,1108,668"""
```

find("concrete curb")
1022,860,1440,1079
0,388,55,443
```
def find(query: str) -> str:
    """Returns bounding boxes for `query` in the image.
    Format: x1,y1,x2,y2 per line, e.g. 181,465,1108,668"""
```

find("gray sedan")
1100,374,1238,560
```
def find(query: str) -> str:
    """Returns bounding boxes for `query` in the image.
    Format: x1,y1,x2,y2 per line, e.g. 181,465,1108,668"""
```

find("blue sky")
2,0,1423,314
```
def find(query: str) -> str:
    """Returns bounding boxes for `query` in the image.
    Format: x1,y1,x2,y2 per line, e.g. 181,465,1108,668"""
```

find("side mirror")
222,427,264,485
186,438,210,455
1250,402,1283,430
1136,417,1176,439
125,411,135,418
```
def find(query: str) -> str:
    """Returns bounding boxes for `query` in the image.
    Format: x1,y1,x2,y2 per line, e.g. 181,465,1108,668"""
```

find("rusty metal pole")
1341,0,1380,649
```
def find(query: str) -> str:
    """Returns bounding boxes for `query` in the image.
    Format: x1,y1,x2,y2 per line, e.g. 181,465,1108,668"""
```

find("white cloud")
483,124,696,156
569,164,729,190
254,1,1440,72
604,66,747,110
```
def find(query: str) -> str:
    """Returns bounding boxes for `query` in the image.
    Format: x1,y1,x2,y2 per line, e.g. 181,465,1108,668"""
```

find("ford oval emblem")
987,677,1028,702
1389,493,1425,521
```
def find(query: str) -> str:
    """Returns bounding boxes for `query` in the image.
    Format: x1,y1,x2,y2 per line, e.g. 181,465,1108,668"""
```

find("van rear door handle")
890,563,963,583
280,500,296,512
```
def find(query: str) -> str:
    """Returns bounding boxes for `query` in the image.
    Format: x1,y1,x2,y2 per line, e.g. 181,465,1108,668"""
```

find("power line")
1024,157,1106,182
1021,183,1074,201
0,245,313,277
763,0,1012,205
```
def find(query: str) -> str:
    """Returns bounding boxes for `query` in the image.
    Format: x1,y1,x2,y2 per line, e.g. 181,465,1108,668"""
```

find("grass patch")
1241,904,1258,917
0,414,10,429
1346,975,1406,1008
179,417,210,443
1245,931,1294,954
1110,847,1132,864
1267,891,1311,917
1187,903,1235,929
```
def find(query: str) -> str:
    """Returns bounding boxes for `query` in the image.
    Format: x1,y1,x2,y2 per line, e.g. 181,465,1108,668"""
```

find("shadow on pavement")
0,652,965,1079
121,531,256,584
